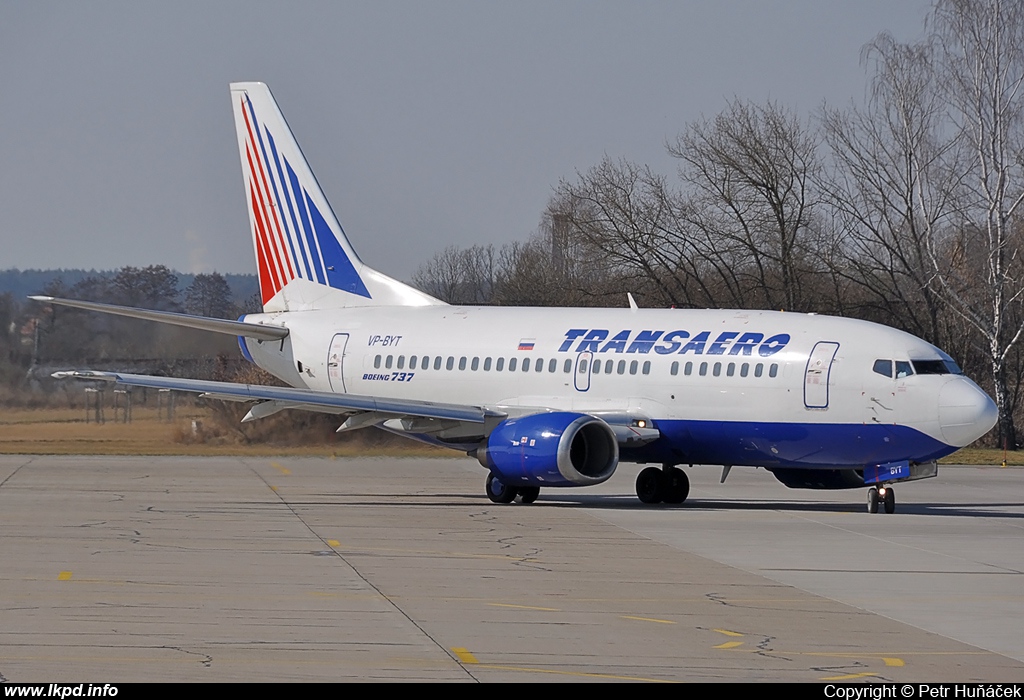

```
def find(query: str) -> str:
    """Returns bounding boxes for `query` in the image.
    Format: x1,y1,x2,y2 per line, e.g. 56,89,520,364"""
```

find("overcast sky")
0,1,932,281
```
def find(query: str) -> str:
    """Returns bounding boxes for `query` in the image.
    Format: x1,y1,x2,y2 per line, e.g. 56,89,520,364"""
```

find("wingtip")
50,370,117,381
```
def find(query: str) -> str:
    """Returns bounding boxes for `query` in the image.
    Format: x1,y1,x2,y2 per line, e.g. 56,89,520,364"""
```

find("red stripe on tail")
245,142,287,288
240,98,295,281
250,181,280,303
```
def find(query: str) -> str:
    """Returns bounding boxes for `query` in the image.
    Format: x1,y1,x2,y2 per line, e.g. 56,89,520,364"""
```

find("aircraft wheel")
882,487,896,514
518,487,540,504
866,487,879,514
662,467,690,504
486,472,517,504
636,467,665,504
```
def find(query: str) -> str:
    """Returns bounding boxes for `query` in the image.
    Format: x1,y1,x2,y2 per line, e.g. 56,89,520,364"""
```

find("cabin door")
327,333,350,392
804,341,839,409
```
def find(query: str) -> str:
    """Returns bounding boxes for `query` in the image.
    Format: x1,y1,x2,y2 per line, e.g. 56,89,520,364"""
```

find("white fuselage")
240,305,995,469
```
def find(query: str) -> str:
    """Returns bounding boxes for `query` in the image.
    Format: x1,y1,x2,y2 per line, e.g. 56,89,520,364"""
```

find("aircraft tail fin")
229,82,444,312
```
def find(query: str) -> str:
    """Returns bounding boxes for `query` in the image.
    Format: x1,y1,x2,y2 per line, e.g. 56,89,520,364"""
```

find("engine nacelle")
476,412,619,488
768,467,865,490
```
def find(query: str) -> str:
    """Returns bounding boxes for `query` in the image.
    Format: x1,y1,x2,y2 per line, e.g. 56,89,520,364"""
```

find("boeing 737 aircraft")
35,82,999,513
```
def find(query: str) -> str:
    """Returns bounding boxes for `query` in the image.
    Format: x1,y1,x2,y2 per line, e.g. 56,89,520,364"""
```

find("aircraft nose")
938,378,998,446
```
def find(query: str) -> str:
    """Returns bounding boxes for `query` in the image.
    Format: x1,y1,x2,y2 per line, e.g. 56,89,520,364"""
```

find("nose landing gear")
866,485,896,514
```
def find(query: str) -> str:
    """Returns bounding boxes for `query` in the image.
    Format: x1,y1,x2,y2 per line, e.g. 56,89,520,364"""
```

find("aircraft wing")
53,370,494,423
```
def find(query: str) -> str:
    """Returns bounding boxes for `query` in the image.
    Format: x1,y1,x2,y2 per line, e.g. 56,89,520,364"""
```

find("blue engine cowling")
476,412,619,488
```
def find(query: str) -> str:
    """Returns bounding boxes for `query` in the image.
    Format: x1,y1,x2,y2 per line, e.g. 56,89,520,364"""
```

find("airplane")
33,82,998,514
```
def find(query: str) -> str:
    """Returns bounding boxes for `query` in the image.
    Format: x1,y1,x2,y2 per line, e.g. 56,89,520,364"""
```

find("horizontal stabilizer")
52,370,494,424
29,296,289,341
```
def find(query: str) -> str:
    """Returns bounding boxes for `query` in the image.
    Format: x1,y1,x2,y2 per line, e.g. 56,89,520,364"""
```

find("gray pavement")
0,455,1022,682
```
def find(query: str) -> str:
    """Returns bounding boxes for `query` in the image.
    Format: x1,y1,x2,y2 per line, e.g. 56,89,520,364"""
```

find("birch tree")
926,0,1024,447
820,32,963,345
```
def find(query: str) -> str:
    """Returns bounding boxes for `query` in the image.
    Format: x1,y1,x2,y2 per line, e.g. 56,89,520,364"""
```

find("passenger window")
670,361,679,376
604,359,613,373
727,362,735,377
434,356,442,370
577,359,586,373
740,363,749,377
617,360,626,375
548,358,557,373
409,356,418,370
522,358,531,372
873,359,893,378
713,362,721,377
421,355,429,370
769,363,779,378
754,363,763,377
458,357,467,371
592,360,601,374
496,357,505,371
895,361,913,378
446,356,454,371
642,361,651,375
536,358,544,372
684,361,693,376
699,362,708,376
563,359,572,373
397,355,405,370
629,360,638,375
471,357,479,371
374,355,381,369
385,355,394,369
484,357,492,371
509,358,518,372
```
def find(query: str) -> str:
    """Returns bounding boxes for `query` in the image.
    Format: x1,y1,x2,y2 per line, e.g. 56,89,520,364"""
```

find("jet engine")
475,412,619,488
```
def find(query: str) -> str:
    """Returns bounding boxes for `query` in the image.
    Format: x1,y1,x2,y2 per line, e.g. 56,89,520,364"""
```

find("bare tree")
670,100,821,312
185,272,235,319
924,0,1024,447
541,102,825,312
411,244,499,304
551,158,708,307
820,32,964,345
111,265,181,311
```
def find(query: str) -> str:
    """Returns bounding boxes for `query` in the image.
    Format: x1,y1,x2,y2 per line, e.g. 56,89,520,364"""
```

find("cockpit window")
876,358,959,378
912,359,964,375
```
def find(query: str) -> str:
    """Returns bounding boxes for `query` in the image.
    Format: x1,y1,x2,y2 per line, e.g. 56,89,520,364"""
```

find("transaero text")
559,329,790,356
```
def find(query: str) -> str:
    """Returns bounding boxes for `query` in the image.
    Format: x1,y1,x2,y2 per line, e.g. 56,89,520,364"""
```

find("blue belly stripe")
620,419,954,468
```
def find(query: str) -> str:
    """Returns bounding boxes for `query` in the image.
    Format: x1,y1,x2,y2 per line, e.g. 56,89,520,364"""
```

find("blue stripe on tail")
305,191,371,298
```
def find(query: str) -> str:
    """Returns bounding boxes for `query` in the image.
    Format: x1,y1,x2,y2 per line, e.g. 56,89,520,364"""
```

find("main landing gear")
866,485,896,514
485,473,539,504
636,464,690,504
